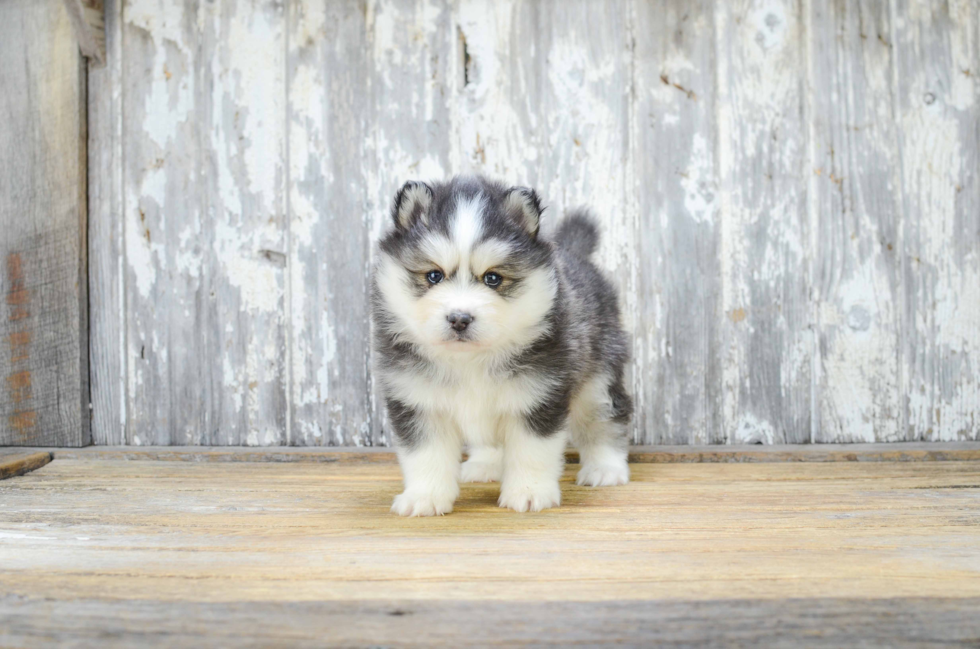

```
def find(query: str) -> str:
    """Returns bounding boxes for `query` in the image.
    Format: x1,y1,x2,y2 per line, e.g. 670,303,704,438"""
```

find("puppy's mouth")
440,330,482,346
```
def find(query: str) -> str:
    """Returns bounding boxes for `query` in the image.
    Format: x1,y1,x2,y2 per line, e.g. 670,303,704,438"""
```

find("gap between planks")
8,441,980,464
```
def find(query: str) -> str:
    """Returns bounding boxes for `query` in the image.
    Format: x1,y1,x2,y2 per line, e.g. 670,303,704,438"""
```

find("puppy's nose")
447,312,473,332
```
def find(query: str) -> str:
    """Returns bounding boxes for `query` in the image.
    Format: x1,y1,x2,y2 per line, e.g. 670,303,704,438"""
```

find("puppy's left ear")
503,186,543,238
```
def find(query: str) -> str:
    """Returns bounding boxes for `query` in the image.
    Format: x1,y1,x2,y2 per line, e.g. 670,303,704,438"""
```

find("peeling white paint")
682,134,717,224
98,0,980,447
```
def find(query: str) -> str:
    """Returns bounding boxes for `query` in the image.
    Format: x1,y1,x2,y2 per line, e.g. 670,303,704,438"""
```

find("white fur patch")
391,411,461,517
460,446,503,483
418,234,458,275
469,239,513,275
498,422,567,513
451,194,485,253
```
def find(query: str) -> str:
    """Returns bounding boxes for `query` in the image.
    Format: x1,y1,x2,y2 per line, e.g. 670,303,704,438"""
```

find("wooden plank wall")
0,0,90,446
88,0,980,446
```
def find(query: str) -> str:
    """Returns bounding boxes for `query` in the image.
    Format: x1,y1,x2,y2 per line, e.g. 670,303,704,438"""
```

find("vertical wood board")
631,0,723,444
716,0,812,444
894,0,980,442
0,0,89,447
88,0,125,444
120,0,287,445
808,0,904,442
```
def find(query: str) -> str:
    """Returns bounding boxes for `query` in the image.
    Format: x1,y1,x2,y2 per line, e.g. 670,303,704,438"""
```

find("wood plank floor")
2,456,979,646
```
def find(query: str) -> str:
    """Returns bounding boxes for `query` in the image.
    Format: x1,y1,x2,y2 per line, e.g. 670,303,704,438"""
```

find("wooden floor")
2,451,980,646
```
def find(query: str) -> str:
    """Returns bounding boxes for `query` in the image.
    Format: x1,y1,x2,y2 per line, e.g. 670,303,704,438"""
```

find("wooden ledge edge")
2,442,977,464
0,452,53,480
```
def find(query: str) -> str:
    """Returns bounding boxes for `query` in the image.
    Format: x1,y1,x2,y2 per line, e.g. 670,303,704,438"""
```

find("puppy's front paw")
391,489,456,517
498,481,561,513
576,460,630,487
460,458,502,483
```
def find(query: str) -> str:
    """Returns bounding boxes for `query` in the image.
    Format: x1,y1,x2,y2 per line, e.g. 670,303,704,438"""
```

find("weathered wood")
87,0,125,445
1,459,979,641
21,441,980,463
893,0,980,441
0,0,89,447
809,0,904,442
287,1,371,446
120,0,288,445
631,0,723,444
203,0,289,446
63,0,106,66
3,596,980,647
120,0,202,444
716,0,812,444
0,452,52,480
81,0,980,446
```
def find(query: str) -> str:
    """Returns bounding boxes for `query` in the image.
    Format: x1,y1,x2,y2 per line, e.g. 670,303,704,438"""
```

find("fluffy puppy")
372,175,632,516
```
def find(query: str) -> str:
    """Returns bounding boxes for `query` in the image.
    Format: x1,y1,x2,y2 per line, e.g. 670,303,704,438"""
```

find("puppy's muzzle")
447,312,473,332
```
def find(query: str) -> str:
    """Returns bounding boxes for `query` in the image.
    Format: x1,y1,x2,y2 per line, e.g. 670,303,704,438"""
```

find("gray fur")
553,209,600,258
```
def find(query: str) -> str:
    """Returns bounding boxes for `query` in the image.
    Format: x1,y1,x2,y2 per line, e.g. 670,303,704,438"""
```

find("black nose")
447,312,473,332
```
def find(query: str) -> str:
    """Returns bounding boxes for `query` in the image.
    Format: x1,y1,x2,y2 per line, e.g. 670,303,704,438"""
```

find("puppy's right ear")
392,181,433,230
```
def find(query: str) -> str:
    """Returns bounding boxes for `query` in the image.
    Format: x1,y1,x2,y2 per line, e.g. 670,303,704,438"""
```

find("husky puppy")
372,176,632,516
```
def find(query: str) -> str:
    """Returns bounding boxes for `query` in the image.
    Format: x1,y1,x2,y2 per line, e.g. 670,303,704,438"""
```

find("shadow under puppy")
372,176,633,516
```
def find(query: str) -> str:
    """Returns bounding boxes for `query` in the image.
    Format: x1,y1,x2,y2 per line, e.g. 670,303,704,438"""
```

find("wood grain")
631,0,723,444
87,0,125,445
1,458,979,645
716,0,812,444
809,0,904,442
0,452,52,480
82,0,980,446
119,0,288,445
3,597,980,647
0,0,89,447
203,0,289,446
893,0,980,442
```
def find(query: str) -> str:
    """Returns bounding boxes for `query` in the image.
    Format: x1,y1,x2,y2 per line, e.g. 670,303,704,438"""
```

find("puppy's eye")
483,272,503,288
426,270,444,285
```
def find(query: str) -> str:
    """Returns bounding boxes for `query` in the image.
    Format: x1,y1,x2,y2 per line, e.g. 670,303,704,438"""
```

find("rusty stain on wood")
1,0,89,447
8,411,37,434
5,253,30,321
5,253,35,441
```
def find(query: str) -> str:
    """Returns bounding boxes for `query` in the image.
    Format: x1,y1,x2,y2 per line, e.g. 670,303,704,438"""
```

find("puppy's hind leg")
571,375,632,487
461,445,503,483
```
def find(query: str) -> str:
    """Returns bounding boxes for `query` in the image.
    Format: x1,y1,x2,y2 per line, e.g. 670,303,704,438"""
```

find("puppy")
372,176,632,516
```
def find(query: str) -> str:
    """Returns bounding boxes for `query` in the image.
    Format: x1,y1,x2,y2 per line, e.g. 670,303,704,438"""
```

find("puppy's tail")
553,209,599,258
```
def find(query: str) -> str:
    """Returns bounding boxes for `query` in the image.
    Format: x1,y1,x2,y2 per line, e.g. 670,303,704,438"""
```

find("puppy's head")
375,176,556,359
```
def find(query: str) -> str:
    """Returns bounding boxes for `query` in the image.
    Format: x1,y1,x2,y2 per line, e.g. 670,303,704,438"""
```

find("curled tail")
553,209,599,258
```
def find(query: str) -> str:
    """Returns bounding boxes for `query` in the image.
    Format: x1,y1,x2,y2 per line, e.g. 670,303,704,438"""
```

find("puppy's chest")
389,366,549,419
